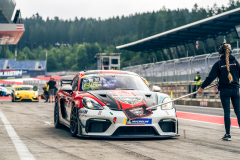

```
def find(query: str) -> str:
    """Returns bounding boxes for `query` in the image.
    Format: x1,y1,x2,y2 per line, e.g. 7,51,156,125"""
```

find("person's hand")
197,88,203,93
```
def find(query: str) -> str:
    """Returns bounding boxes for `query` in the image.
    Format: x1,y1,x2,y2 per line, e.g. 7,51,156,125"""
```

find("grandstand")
0,59,46,79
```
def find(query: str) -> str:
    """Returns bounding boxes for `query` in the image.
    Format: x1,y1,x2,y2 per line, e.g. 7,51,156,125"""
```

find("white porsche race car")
54,70,179,138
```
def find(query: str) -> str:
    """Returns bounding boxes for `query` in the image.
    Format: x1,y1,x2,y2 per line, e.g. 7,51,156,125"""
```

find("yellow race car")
12,85,39,102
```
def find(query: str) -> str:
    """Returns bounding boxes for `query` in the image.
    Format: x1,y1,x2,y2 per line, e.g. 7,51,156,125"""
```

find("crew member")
193,72,201,98
48,77,57,103
197,43,240,141
44,82,49,102
41,87,49,102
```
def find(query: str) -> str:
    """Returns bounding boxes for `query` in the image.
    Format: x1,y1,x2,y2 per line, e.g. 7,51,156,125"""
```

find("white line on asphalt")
43,121,53,125
0,109,36,160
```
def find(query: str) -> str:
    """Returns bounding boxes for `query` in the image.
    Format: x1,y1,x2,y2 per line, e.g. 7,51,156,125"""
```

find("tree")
175,9,187,27
165,9,174,30
155,15,165,34
147,12,156,36
137,15,146,39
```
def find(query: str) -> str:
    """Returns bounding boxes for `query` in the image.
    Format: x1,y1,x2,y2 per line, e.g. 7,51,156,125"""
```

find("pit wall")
152,81,234,109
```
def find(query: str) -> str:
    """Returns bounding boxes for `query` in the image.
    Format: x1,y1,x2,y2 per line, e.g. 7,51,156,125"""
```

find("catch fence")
122,49,240,83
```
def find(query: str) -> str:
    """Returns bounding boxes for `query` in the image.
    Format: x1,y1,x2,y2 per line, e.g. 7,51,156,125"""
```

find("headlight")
82,97,103,110
34,92,38,95
161,97,173,110
14,92,19,95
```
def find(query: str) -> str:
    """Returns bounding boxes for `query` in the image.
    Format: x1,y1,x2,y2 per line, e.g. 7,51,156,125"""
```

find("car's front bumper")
79,107,178,138
14,95,39,101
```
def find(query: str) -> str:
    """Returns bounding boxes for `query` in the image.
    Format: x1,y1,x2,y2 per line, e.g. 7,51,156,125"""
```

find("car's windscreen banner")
0,69,29,76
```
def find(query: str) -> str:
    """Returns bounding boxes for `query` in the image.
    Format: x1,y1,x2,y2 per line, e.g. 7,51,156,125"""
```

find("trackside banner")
0,70,29,76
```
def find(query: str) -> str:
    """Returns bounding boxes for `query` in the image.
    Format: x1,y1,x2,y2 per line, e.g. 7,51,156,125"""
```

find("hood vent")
99,94,107,98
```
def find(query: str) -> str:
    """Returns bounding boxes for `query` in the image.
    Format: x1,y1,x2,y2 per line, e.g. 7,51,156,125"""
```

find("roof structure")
0,0,25,45
0,24,25,45
116,7,240,52
0,0,16,23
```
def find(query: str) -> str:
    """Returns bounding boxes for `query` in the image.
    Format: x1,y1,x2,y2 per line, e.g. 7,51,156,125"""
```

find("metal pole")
237,40,239,54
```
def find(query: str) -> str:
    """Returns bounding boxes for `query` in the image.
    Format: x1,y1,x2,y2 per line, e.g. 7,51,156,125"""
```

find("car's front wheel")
54,98,62,128
70,104,78,137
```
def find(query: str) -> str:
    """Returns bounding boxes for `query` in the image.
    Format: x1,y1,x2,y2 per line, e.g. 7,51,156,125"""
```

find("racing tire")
54,98,63,128
70,104,78,137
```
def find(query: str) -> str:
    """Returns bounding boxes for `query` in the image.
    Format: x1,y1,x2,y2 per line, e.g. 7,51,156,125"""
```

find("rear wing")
60,80,73,86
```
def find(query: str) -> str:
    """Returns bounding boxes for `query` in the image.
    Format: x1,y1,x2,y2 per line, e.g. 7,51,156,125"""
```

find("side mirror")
62,85,73,92
152,86,161,92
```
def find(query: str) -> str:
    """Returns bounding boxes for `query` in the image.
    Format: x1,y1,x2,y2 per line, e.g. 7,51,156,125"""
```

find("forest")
1,0,240,71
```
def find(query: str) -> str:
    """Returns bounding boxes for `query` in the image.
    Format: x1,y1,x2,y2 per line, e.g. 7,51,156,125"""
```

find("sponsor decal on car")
98,111,102,115
123,118,152,125
79,110,88,114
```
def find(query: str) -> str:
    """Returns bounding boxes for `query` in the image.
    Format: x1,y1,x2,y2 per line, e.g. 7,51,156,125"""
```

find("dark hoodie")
201,55,240,89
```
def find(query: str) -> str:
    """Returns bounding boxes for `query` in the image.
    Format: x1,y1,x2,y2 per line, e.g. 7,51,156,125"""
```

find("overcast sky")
15,0,230,20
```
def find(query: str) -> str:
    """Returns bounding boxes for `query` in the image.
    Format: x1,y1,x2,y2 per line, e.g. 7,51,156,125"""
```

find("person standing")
44,82,49,102
192,72,201,98
198,43,240,141
53,78,58,99
48,77,57,103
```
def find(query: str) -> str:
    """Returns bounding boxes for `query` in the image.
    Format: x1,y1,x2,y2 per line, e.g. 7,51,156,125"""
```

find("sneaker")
222,134,231,141
44,101,48,103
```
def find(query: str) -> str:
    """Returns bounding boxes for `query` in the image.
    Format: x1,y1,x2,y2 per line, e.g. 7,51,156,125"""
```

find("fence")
122,49,240,83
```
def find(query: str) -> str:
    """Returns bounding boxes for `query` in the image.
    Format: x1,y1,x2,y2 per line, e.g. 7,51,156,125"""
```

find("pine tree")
137,15,146,39
147,12,156,36
165,9,174,31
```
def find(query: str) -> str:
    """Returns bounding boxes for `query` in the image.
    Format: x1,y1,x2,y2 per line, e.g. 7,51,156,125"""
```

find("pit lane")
0,99,240,160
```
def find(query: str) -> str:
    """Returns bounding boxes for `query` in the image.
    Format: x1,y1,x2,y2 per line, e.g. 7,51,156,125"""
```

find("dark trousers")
220,87,240,134
192,85,200,98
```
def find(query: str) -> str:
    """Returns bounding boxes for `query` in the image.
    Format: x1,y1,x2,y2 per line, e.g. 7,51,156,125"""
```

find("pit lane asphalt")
0,100,240,160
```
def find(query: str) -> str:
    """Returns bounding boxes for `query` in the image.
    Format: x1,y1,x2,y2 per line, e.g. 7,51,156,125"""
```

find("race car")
12,85,39,102
54,70,178,138
0,87,11,96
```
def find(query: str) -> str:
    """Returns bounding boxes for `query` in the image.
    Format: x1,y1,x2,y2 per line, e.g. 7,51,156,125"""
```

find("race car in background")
0,87,11,96
54,70,178,138
12,85,39,102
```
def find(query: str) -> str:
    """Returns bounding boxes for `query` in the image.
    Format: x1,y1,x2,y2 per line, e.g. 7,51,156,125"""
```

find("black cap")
197,72,200,74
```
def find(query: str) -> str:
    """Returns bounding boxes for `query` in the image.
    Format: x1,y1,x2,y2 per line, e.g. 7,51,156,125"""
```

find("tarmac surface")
0,100,240,160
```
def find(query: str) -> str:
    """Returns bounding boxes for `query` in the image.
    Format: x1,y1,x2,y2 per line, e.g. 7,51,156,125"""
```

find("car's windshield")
80,74,150,91
16,87,33,91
